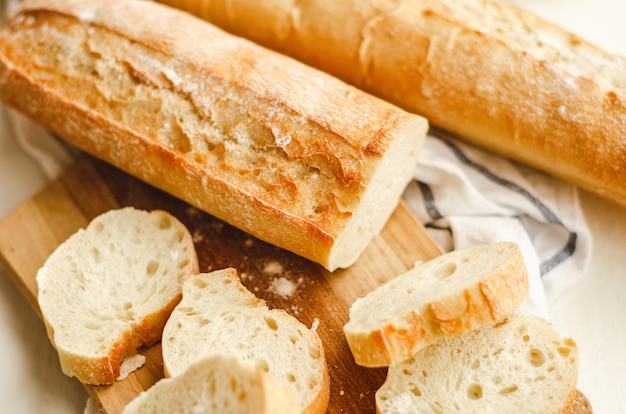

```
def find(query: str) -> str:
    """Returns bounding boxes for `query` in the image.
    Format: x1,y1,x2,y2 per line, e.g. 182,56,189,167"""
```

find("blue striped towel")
404,129,592,319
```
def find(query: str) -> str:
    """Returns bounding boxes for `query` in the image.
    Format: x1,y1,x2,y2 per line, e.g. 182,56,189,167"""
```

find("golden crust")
306,356,330,414
566,389,594,414
427,251,529,337
348,311,428,367
159,0,626,206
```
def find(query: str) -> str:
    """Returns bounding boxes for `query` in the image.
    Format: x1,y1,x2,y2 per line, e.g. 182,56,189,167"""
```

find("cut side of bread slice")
36,207,199,385
161,268,329,414
376,310,579,414
343,242,529,367
122,354,300,414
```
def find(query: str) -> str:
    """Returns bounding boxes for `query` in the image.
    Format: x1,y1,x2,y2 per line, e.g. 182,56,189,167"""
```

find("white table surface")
1,1,625,413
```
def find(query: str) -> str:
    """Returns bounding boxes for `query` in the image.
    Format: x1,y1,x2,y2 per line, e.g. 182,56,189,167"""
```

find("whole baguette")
0,0,428,271
157,0,626,206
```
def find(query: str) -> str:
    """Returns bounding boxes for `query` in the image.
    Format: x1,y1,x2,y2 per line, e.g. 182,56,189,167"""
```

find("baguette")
343,242,529,367
161,268,329,414
0,0,428,271
36,207,199,385
375,310,579,414
122,355,301,414
157,0,626,206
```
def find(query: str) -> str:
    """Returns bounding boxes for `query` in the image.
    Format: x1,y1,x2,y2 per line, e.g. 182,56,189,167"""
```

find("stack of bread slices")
36,207,587,413
343,242,587,413
37,207,329,413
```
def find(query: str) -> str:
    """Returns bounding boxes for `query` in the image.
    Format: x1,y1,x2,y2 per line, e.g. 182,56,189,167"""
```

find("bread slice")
122,354,300,414
36,207,199,385
161,268,329,414
343,242,529,367
0,0,428,271
376,310,579,414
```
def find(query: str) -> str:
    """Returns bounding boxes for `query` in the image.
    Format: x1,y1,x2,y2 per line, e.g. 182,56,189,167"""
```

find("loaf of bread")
122,355,301,414
36,207,199,385
375,310,579,414
162,268,329,414
343,242,529,367
0,0,428,271
157,0,626,206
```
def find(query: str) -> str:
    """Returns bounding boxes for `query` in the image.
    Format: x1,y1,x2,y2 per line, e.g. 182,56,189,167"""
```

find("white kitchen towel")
7,109,77,180
403,129,592,318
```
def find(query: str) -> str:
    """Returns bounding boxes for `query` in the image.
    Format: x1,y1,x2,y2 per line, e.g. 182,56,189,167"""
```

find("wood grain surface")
0,155,443,413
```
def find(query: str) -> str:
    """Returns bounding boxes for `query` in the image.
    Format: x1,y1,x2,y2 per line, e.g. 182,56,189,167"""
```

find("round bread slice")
162,268,329,414
343,242,529,367
376,310,579,414
122,354,300,414
36,207,199,385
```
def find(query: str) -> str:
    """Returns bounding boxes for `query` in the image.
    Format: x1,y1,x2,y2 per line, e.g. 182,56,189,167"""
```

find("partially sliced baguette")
122,355,301,414
36,207,199,385
0,0,428,271
343,242,529,367
376,310,579,414
161,268,329,414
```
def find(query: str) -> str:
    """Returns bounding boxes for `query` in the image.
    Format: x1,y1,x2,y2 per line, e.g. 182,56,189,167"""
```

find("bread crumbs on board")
263,260,284,275
310,317,320,331
269,277,297,297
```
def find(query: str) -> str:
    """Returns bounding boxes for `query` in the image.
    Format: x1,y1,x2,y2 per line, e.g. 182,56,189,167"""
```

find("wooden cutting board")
0,155,443,413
